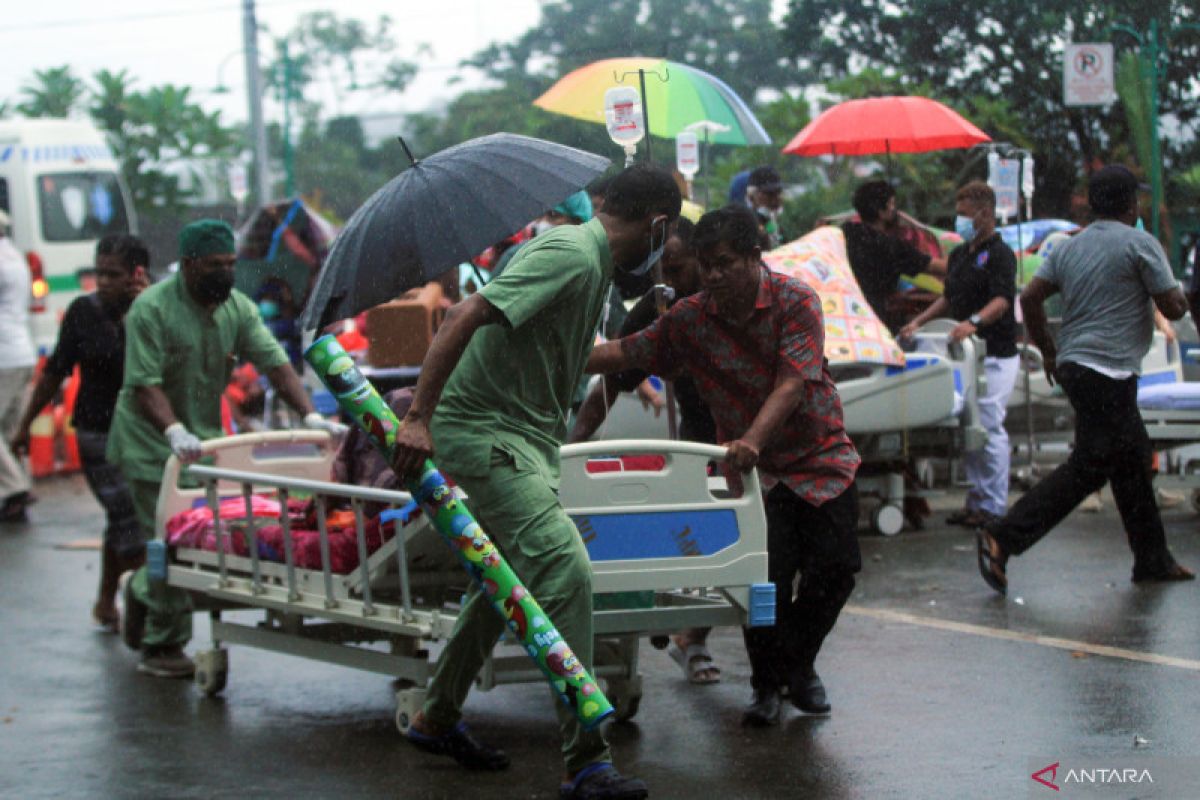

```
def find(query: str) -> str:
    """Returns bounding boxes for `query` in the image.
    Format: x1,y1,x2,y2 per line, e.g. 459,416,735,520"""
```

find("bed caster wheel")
1190,489,1200,514
394,686,427,736
873,504,905,537
194,648,229,696
606,674,643,723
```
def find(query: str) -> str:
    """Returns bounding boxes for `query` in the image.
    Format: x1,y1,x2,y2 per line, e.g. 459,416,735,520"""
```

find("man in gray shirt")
976,165,1193,594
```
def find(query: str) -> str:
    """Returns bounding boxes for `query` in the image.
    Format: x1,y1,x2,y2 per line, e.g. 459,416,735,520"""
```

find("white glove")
164,422,203,463
304,412,349,438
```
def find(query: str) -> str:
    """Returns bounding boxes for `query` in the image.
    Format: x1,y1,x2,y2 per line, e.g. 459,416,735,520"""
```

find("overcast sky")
1,0,544,124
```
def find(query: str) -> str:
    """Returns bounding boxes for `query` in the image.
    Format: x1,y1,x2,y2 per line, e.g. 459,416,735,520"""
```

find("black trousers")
743,483,861,692
991,362,1179,579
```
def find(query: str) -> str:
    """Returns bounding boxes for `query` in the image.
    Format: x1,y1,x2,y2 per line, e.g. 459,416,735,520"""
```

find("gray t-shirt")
1035,220,1177,375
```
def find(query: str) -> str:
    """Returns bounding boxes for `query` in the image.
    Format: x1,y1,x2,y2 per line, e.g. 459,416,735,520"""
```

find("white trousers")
0,366,32,499
964,355,1020,516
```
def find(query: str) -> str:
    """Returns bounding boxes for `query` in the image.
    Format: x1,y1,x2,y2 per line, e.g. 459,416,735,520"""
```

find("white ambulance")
0,118,137,351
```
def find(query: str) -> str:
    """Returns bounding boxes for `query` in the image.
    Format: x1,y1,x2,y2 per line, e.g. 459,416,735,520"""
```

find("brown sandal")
975,529,1008,596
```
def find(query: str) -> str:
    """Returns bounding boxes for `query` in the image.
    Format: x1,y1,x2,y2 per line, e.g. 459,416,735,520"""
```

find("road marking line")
844,605,1200,672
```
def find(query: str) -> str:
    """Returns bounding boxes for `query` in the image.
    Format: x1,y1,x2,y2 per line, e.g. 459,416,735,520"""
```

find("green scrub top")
106,274,289,482
431,218,614,489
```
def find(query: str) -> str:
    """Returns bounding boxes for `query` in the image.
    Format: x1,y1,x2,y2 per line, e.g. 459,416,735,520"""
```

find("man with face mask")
900,181,1018,529
12,234,149,630
106,219,345,679
389,166,679,800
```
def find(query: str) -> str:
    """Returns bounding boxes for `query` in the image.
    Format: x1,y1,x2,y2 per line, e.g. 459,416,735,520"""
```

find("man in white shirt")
0,210,36,522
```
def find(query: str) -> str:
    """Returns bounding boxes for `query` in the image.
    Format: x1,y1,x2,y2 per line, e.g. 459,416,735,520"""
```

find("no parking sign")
1064,43,1115,106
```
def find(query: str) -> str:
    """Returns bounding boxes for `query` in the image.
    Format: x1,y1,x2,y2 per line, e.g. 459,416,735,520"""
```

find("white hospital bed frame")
835,324,987,535
158,432,770,730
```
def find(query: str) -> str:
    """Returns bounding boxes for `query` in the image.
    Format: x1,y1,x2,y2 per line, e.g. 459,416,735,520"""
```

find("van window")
37,171,129,242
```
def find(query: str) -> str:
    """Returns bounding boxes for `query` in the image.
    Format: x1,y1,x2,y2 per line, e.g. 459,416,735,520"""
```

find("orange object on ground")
58,366,83,472
28,408,56,478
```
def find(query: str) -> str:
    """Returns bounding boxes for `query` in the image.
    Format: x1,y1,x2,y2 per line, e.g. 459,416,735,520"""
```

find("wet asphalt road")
2,474,1199,799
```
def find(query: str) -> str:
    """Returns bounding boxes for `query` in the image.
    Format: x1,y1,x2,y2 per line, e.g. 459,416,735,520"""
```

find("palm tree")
17,66,84,118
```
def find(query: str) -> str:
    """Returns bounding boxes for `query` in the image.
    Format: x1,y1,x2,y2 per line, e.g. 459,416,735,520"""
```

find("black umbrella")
300,133,611,330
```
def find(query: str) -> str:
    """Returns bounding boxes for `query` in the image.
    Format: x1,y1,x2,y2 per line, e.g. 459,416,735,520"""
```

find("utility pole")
280,41,296,198
242,0,271,205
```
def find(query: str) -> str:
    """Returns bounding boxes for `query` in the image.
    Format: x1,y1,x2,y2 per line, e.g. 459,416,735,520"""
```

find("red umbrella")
782,95,990,156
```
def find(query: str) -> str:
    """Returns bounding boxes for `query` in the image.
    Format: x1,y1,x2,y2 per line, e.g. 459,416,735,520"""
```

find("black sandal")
975,529,1008,596
407,720,510,771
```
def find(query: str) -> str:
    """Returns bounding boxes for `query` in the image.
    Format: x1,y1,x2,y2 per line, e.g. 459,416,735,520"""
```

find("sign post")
1063,43,1116,106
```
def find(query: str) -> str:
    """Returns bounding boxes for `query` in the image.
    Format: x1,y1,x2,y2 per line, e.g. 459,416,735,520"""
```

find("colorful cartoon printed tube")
305,335,614,729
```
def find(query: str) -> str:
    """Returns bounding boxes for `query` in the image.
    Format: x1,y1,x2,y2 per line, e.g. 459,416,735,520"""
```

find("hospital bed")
1138,381,1200,512
1005,330,1181,448
595,323,987,536
157,431,772,730
834,323,987,534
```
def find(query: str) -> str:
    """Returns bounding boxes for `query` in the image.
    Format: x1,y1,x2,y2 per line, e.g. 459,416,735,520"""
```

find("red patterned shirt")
620,266,860,505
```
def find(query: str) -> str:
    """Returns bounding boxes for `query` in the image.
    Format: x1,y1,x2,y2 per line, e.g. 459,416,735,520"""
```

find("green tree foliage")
264,11,421,207
407,0,801,207
266,12,419,116
782,0,1200,217
17,66,85,118
88,70,237,211
470,0,795,102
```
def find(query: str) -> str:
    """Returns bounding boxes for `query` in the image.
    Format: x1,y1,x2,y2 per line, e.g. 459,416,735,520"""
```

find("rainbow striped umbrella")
534,57,771,147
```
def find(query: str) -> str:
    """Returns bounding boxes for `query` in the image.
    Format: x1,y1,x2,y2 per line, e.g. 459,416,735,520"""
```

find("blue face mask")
955,215,976,241
626,217,668,277
1135,217,1145,231
259,299,280,320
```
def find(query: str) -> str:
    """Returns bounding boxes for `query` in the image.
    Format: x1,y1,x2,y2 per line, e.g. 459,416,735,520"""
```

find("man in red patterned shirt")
586,205,862,726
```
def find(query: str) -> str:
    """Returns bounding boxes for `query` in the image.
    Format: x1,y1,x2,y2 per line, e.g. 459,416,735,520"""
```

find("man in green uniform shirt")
391,166,680,800
110,219,345,679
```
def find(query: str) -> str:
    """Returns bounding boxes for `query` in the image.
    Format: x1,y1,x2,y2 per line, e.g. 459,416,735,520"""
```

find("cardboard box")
366,282,445,367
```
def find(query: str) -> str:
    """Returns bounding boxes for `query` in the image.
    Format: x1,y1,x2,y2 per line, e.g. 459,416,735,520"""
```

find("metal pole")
282,40,295,198
638,68,652,162
241,0,271,205
702,128,711,208
1146,20,1163,242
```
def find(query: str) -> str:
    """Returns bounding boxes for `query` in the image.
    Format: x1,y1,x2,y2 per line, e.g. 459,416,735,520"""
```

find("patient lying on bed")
165,389,416,573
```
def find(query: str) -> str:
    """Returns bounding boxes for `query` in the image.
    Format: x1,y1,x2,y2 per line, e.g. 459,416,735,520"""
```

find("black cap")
747,165,783,192
1088,165,1139,217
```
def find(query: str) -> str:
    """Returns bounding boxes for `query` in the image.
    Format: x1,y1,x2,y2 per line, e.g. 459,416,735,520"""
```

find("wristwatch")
968,313,984,328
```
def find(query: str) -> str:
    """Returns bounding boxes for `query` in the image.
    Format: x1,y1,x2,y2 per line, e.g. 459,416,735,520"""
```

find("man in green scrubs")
391,166,680,800
110,219,345,679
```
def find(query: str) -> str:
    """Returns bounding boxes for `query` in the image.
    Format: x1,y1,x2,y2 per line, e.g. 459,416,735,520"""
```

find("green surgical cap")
179,219,236,259
553,191,593,223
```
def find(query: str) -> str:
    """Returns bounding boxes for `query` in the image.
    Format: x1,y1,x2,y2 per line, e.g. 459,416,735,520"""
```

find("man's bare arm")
1019,277,1059,386
265,363,315,416
390,293,506,478
135,384,180,433
725,375,807,472
1152,286,1188,321
568,376,622,443
585,340,636,375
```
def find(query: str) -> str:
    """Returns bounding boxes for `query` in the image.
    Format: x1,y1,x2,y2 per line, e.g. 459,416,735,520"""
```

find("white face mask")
624,217,668,277
532,219,555,236
755,206,779,220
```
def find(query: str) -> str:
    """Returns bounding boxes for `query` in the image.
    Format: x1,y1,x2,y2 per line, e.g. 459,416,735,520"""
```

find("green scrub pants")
421,448,611,774
127,479,192,649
